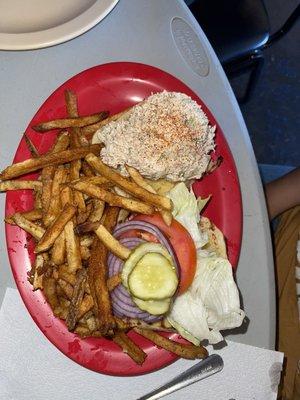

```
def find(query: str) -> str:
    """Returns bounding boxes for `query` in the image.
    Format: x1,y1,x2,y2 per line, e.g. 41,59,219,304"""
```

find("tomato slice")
132,213,197,294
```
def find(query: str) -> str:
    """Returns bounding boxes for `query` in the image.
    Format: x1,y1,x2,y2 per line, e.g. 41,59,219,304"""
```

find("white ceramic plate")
0,0,119,50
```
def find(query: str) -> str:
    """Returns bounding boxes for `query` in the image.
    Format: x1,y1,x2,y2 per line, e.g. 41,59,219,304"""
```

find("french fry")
88,237,114,334
81,160,95,177
70,160,86,212
94,224,131,260
43,275,60,315
63,124,85,145
49,130,70,153
125,165,173,225
52,267,59,280
74,325,92,337
56,281,66,298
40,132,70,214
103,206,119,231
79,310,95,323
57,264,77,286
107,273,121,291
41,170,54,214
43,166,67,226
125,164,156,194
77,202,92,225
23,132,39,157
61,164,80,275
64,89,77,114
80,245,91,260
56,153,75,272
87,207,118,334
5,209,42,225
85,153,172,211
30,252,49,281
82,109,129,140
60,185,73,207
84,281,91,295
58,278,73,299
74,324,102,338
32,254,45,290
59,295,70,307
66,269,87,331
34,188,43,210
51,231,66,265
27,262,35,285
160,210,173,226
78,294,94,319
65,90,91,146
86,315,97,332
79,234,94,248
70,181,154,215
58,297,70,320
35,204,77,253
0,144,101,180
66,90,80,141
33,253,51,280
113,331,146,366
70,176,110,186
134,329,208,360
32,112,109,132
89,199,105,222
64,220,82,273
82,122,106,140
0,180,42,191
74,221,100,235
117,208,130,223
115,318,175,333
12,213,45,240
65,90,88,212
113,186,131,198
75,221,100,235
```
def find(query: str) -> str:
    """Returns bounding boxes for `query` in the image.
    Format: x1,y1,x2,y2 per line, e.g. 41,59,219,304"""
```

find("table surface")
0,0,275,386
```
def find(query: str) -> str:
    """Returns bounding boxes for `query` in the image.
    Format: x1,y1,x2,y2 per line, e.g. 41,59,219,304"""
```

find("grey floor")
233,0,299,167
189,0,300,167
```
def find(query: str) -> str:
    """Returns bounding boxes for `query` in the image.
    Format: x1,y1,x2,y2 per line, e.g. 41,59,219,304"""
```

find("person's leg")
259,164,297,230
274,206,300,399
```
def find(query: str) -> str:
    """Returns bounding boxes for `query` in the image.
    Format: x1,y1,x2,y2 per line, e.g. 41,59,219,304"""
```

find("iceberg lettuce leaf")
167,183,209,249
168,253,245,344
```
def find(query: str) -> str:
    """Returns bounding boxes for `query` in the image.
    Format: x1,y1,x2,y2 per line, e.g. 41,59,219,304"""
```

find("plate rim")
0,0,119,51
5,61,243,375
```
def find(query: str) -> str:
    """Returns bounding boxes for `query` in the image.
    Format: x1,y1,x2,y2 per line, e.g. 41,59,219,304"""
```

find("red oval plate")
5,62,242,376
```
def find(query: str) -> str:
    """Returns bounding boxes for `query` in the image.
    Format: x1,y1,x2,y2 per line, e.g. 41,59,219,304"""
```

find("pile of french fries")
1,90,207,365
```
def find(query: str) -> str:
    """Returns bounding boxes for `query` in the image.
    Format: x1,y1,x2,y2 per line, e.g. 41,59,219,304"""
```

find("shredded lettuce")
168,253,245,344
167,183,209,249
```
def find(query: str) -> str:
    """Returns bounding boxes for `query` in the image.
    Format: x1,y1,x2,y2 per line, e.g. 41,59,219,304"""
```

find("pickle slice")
128,252,178,300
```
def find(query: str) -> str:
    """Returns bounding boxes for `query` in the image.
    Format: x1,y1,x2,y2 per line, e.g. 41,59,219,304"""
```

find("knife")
136,354,224,400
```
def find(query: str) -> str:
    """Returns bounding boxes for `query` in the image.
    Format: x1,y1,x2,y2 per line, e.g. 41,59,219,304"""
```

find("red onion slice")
113,221,180,277
108,238,143,279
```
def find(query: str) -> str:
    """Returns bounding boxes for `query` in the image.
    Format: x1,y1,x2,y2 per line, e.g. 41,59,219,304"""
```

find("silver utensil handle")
136,354,223,400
